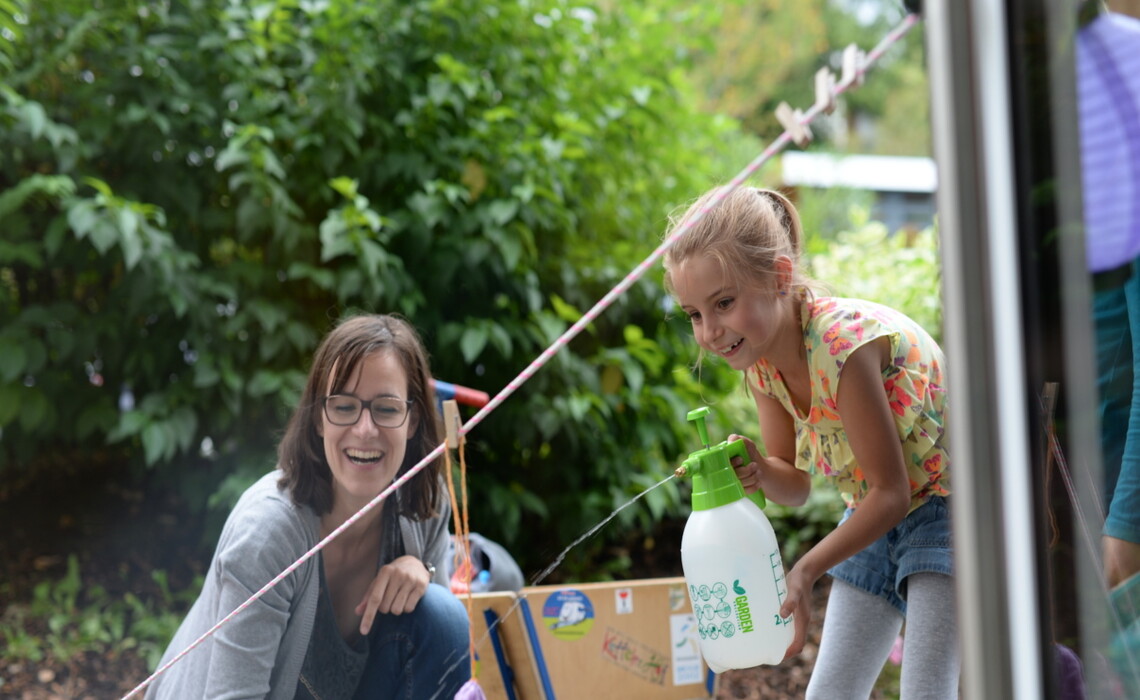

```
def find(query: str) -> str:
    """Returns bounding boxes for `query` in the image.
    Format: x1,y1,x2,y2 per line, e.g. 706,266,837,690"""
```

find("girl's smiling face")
671,255,793,371
318,350,413,512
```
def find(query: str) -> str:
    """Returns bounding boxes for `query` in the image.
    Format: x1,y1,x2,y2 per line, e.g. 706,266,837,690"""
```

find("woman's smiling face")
671,255,790,371
318,350,413,511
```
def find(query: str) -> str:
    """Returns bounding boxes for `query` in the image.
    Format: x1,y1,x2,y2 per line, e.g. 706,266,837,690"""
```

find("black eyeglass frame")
321,395,414,428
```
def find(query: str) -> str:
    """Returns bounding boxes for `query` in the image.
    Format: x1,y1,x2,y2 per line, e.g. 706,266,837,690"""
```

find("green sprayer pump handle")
685,407,768,510
689,406,713,448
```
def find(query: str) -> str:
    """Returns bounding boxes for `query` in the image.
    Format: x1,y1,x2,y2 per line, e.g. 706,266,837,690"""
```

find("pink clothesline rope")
120,13,919,699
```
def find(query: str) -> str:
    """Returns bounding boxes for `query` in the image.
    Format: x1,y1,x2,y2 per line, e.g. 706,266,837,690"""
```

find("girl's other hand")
356,555,430,635
779,561,815,661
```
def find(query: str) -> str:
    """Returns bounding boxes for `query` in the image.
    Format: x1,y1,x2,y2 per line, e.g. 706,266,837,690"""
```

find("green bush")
810,212,943,343
0,0,751,575
2,0,938,586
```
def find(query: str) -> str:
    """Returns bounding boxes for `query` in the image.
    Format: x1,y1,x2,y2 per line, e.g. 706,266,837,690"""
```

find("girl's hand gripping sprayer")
675,407,793,672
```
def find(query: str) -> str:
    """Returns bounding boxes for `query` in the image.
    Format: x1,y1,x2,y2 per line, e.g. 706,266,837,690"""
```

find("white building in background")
781,151,938,232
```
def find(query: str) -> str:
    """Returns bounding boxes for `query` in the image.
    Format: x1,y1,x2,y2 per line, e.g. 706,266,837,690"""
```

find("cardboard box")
466,590,546,700
465,577,714,700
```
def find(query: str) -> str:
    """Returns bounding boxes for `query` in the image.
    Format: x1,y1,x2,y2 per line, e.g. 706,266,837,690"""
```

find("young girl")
663,187,958,699
147,314,469,700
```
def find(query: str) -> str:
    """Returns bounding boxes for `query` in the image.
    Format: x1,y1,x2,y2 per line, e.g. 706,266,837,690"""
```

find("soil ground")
0,459,897,699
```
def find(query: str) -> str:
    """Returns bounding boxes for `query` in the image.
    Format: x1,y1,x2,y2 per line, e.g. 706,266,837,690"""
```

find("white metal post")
924,1,1045,698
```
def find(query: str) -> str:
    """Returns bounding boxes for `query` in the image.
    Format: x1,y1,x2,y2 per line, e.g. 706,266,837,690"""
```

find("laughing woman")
147,314,469,700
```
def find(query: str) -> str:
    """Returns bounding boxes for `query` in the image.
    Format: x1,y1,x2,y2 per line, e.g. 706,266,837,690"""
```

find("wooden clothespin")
775,102,813,148
443,399,462,449
814,67,837,115
841,44,866,88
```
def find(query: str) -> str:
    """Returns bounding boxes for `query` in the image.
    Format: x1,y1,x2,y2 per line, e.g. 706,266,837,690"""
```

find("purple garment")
1054,643,1087,700
1078,13,1140,273
454,679,488,700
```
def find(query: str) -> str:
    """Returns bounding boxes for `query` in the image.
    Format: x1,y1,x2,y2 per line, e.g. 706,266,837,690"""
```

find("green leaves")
810,217,943,343
0,0,27,74
0,174,75,223
0,0,779,579
0,383,20,427
108,405,198,466
67,179,179,274
0,555,200,667
319,179,387,265
0,337,26,384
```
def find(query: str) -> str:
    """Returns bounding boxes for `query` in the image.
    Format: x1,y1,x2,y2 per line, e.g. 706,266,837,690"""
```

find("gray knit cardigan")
145,469,452,700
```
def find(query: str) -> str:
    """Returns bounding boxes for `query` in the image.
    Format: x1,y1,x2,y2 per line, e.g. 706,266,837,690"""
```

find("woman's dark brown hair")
277,314,443,519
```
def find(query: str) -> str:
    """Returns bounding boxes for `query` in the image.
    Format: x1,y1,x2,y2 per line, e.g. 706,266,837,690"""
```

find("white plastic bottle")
677,407,794,672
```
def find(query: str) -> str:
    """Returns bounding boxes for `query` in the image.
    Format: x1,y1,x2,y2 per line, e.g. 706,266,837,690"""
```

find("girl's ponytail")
757,188,804,260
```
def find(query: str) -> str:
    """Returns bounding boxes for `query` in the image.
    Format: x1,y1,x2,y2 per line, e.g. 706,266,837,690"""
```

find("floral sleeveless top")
747,296,950,512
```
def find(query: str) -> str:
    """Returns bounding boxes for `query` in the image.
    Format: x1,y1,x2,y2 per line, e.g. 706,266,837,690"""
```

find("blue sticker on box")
541,588,595,640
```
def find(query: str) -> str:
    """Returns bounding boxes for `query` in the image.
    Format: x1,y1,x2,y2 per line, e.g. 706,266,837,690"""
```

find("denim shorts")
827,496,954,615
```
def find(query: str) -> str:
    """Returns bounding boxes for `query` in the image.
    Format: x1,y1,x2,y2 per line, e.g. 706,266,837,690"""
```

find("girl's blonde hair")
662,186,819,298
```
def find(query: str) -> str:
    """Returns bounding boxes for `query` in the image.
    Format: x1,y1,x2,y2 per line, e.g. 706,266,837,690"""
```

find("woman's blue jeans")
353,583,471,700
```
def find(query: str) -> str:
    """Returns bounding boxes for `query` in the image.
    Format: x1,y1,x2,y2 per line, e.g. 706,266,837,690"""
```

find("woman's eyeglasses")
322,395,413,428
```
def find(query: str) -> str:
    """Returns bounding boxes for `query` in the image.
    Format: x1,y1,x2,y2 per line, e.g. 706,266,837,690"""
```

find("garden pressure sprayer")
675,406,793,672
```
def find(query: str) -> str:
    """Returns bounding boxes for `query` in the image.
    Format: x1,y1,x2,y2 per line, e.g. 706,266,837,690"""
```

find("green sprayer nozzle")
678,406,767,511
